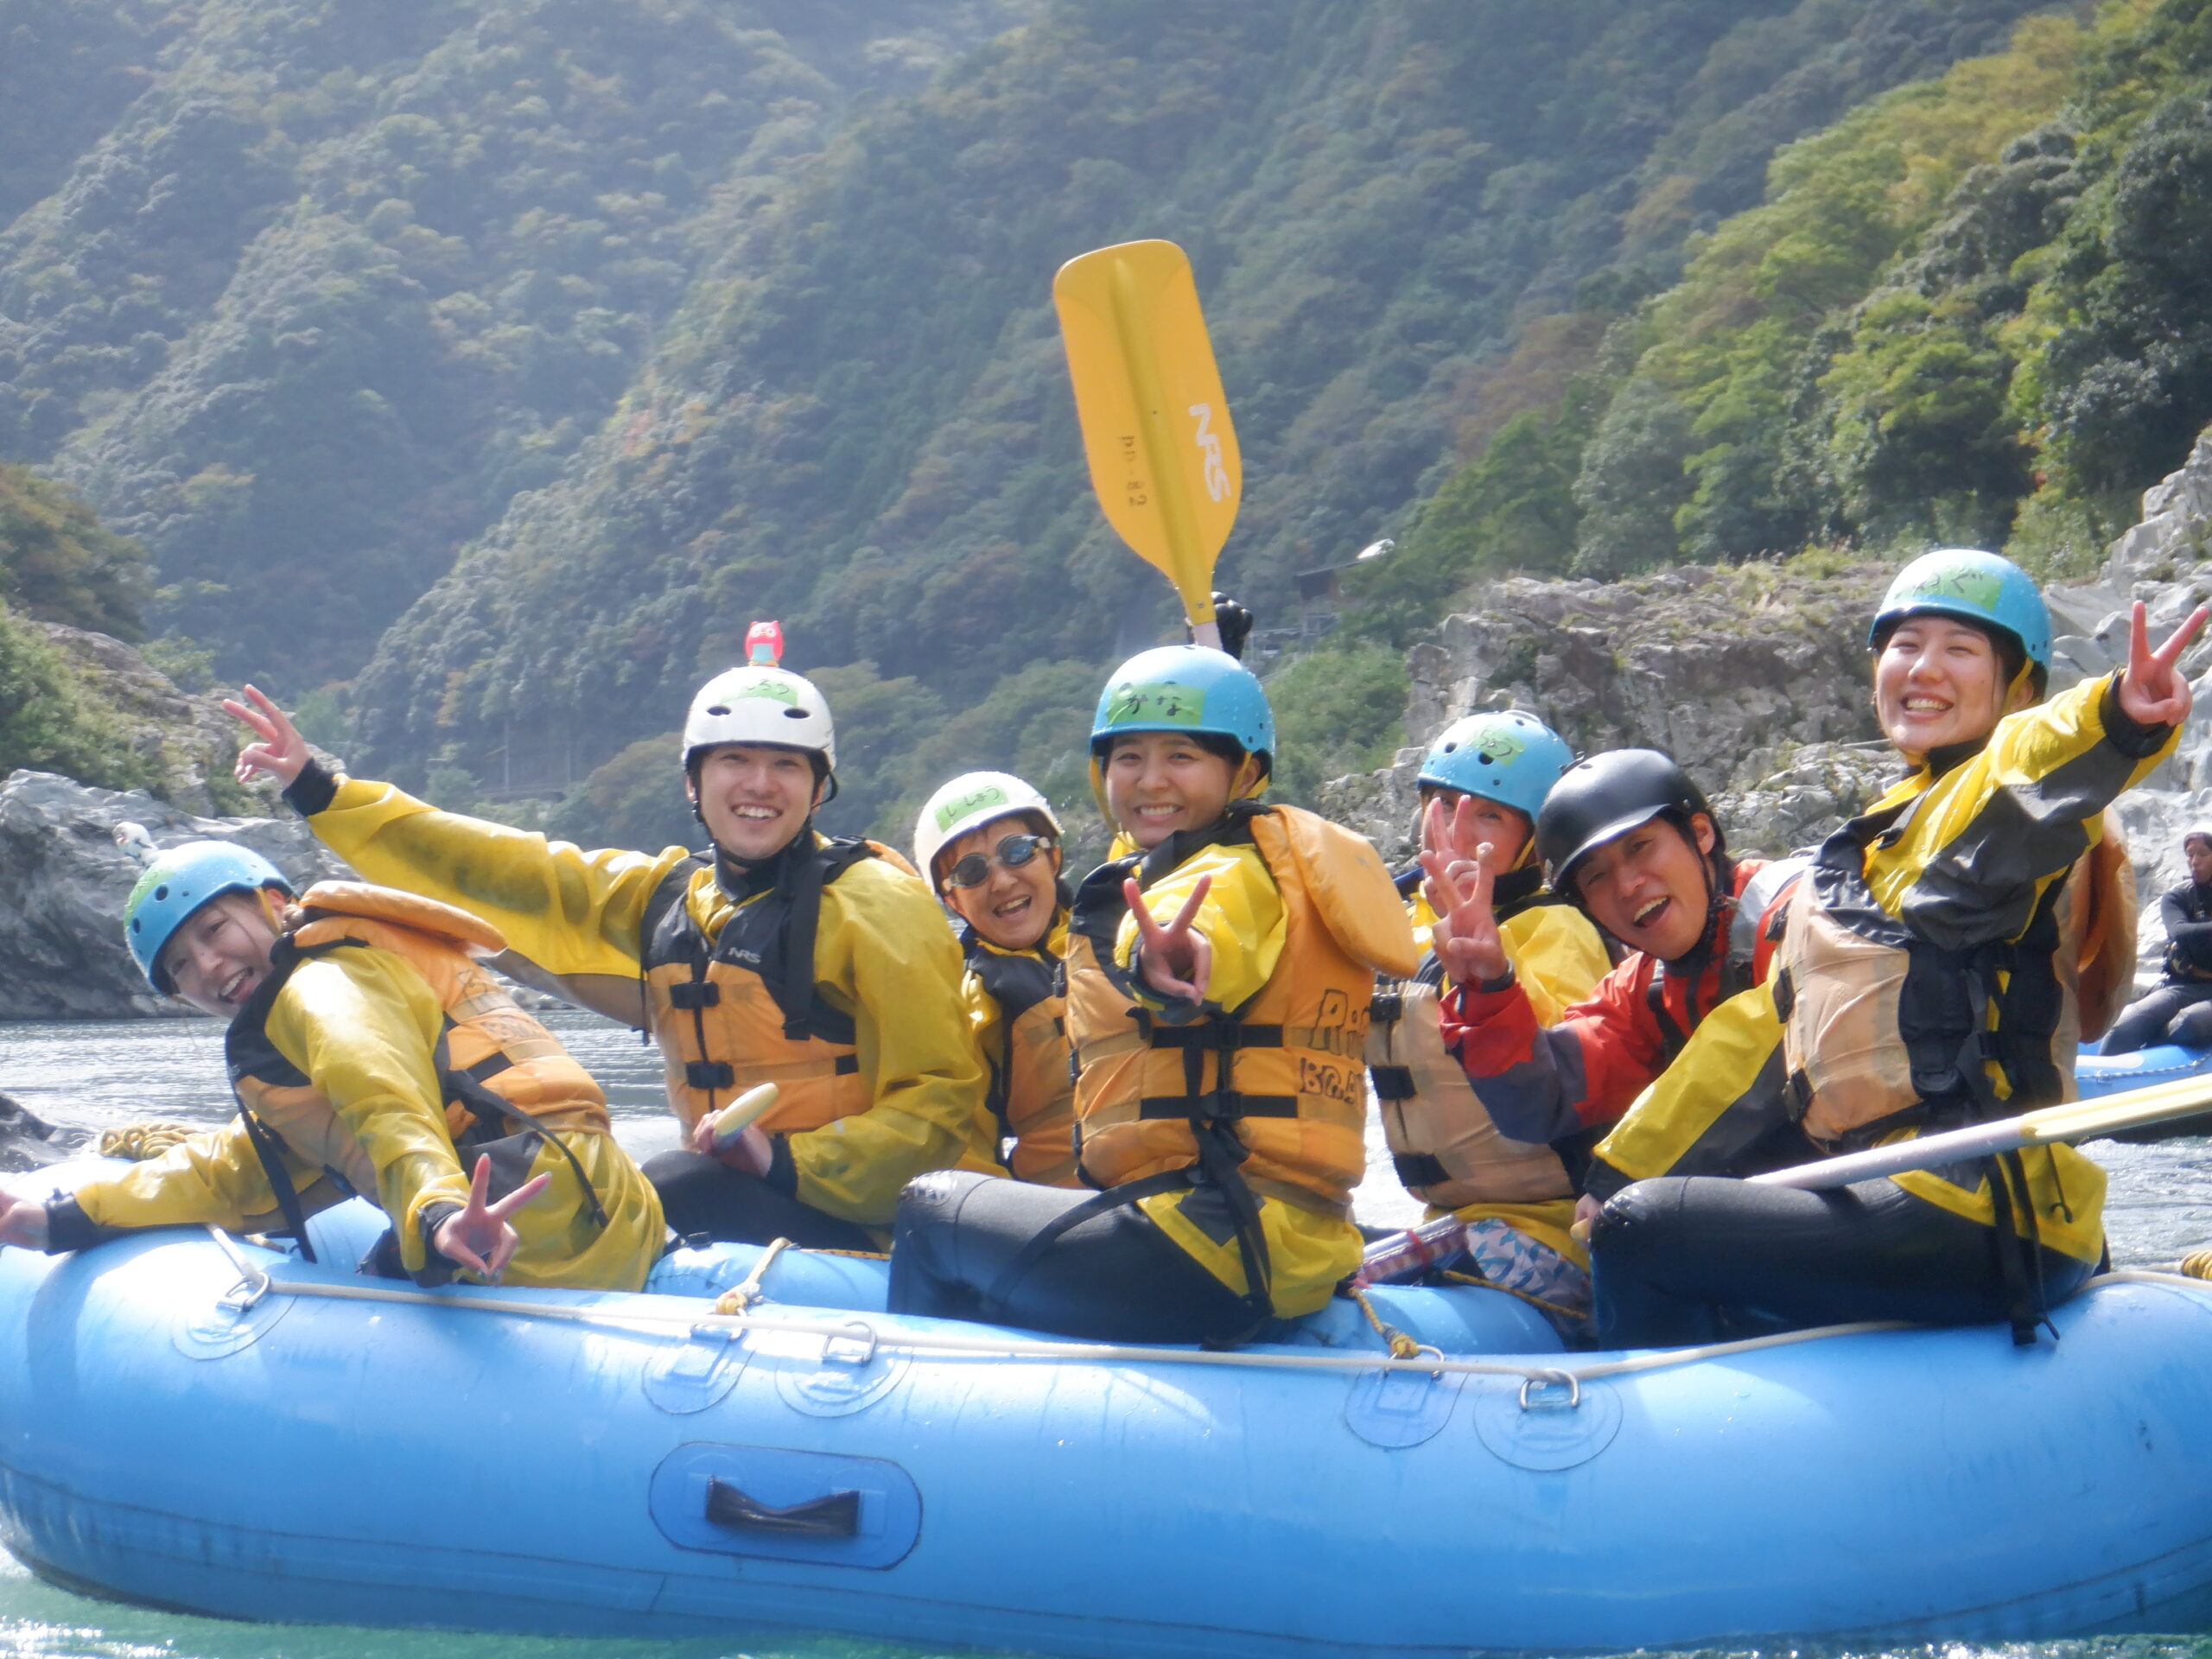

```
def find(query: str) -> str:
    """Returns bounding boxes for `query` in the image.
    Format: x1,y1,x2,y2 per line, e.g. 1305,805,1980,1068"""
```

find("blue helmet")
124,841,294,994
1869,549,2051,673
1090,645,1274,763
1418,711,1575,822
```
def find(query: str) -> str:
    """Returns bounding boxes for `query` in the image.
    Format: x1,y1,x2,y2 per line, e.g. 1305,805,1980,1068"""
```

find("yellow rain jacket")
1376,869,1612,1261
295,775,994,1229
1066,803,1417,1322
1588,671,2174,1268
62,884,663,1290
960,912,1079,1187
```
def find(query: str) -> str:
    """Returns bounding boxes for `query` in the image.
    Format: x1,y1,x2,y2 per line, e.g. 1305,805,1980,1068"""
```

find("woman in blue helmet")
1478,550,2205,1346
0,841,664,1290
887,645,1418,1344
1369,712,1613,1320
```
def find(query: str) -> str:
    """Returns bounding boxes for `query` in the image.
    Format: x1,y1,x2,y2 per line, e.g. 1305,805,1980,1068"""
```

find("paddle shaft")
1750,1068,2212,1191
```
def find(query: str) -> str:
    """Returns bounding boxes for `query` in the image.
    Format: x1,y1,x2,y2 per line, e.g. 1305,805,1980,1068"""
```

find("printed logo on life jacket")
1299,1057,1362,1106
1105,682,1206,728
1909,557,2003,615
936,784,1012,833
1189,403,1230,503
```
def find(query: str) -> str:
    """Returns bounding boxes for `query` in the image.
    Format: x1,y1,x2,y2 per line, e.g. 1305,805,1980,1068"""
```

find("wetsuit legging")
1589,1175,2096,1349
2100,982,2212,1054
643,1150,876,1251
887,1170,1252,1344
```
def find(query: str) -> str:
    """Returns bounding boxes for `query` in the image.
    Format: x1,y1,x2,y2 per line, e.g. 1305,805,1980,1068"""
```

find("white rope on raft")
201,1231,2212,1393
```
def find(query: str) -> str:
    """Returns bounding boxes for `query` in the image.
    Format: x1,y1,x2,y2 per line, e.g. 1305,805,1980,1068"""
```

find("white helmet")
913,772,1060,887
683,665,836,772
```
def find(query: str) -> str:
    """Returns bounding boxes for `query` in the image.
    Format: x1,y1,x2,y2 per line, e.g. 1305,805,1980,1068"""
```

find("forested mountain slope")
338,0,2060,839
1368,0,2212,632
0,0,1027,685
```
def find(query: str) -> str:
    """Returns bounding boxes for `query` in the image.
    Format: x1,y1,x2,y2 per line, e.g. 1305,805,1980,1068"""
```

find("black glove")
1209,591,1254,661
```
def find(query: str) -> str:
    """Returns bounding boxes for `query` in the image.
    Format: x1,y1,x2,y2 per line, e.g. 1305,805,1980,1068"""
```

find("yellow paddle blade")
1054,239,1241,629
2018,1071,2212,1144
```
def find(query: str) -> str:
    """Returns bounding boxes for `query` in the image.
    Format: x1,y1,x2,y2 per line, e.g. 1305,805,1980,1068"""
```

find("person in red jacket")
1429,750,1798,1156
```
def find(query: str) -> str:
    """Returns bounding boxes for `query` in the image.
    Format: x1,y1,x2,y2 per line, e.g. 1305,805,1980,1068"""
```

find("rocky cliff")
0,770,347,1020
1323,423,2212,994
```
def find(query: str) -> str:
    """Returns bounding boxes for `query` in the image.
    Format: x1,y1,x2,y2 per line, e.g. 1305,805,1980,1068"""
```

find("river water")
6,1010,2212,1659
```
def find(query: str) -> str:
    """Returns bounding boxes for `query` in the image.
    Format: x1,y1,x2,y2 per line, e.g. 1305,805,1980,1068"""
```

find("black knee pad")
1588,1178,1681,1257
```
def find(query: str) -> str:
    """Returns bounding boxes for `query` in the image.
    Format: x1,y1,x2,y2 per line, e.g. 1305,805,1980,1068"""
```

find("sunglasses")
944,833,1056,889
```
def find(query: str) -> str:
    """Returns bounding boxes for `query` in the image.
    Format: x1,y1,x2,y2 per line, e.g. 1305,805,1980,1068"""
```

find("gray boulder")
0,770,350,1020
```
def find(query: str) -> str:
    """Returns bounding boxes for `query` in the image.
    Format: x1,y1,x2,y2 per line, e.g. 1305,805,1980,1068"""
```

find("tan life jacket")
1773,809,2128,1150
1370,865,1582,1209
966,926,1078,1187
638,839,904,1135
1065,803,1417,1217
225,881,613,1260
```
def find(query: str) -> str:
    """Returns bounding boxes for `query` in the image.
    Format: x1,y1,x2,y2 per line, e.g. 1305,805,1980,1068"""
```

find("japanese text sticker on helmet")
1418,711,1575,822
124,840,295,993
683,664,837,772
1869,548,2051,671
914,772,1062,887
1090,645,1274,760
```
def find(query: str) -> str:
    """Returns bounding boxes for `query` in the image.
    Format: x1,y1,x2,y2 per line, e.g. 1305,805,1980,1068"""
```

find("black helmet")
1535,749,1721,893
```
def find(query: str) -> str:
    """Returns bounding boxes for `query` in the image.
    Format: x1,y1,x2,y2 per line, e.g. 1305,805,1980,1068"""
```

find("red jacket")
1438,859,1786,1147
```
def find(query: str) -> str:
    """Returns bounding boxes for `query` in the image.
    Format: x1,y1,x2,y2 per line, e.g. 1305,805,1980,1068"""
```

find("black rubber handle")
705,1476,860,1538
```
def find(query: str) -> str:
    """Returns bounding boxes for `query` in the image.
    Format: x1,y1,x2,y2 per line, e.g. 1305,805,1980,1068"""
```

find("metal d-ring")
1517,1370,1582,1411
823,1319,879,1368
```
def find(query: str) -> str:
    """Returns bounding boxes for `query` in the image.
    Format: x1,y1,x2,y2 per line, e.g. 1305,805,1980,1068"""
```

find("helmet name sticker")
1911,559,2003,613
1458,722,1527,766
936,784,1012,832
725,676,799,708
1106,682,1206,727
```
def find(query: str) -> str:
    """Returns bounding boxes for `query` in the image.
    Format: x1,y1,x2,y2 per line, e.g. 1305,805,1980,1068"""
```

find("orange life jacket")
225,882,611,1262
638,840,904,1135
965,928,1078,1187
1060,803,1415,1316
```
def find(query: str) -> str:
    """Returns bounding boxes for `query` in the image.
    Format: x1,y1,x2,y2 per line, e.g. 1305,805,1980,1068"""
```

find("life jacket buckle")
667,982,721,1010
687,1060,736,1090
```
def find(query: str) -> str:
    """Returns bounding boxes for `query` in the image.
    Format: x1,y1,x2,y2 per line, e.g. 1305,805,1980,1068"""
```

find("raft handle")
1518,1370,1581,1412
706,1477,860,1539
823,1319,879,1368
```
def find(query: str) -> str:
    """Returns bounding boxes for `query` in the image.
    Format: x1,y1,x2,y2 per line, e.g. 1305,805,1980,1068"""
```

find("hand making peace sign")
223,684,312,791
431,1155,550,1283
2117,600,2210,728
1417,794,1511,988
1125,874,1213,1003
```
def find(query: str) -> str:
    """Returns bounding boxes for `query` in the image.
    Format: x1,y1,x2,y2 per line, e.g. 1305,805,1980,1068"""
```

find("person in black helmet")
1423,749,1802,1164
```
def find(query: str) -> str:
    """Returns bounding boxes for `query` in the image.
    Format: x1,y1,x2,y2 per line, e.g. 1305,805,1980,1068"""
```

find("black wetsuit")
887,1170,1255,1344
2101,877,2212,1054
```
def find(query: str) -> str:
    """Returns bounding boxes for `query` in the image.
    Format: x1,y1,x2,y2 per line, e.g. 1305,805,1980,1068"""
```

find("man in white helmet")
223,636,995,1250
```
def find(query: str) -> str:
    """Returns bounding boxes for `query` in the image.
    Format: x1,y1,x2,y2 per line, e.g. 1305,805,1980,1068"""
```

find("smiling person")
226,644,992,1252
1367,712,1614,1319
887,645,1417,1344
1425,747,1802,1166
0,842,663,1290
1565,550,2203,1347
913,772,1079,1186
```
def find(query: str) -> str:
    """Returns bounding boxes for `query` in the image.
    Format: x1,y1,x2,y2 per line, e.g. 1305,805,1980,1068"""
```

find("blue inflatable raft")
5,1155,2212,1656
2079,1040,2212,1096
